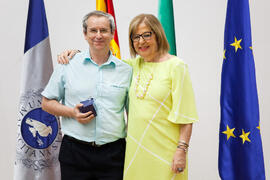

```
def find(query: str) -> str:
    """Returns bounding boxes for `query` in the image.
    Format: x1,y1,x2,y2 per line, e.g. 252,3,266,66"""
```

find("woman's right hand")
57,49,80,64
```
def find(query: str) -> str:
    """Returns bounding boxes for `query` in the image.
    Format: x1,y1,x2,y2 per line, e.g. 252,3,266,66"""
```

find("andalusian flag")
158,0,177,55
96,0,121,59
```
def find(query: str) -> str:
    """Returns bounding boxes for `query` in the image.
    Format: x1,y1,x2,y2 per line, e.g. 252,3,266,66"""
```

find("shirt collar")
84,49,116,67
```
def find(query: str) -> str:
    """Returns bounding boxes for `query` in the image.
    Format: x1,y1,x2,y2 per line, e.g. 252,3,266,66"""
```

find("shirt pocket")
102,84,127,110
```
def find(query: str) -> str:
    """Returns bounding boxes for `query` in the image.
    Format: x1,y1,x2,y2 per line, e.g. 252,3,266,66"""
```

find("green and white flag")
158,0,177,55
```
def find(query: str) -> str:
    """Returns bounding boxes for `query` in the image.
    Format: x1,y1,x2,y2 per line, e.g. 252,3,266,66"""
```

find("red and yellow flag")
96,0,121,59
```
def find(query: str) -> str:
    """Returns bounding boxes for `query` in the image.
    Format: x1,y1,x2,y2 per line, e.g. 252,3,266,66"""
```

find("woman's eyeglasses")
131,32,152,42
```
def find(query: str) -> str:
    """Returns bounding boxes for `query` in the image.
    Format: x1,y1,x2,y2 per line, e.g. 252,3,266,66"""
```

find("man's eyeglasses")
88,28,110,34
131,32,152,42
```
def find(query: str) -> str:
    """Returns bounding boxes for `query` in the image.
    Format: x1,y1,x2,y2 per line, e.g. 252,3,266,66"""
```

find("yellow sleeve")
123,58,134,67
167,62,198,124
123,57,142,68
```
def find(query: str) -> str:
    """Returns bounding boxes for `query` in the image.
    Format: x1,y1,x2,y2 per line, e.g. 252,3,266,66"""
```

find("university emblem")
16,89,62,171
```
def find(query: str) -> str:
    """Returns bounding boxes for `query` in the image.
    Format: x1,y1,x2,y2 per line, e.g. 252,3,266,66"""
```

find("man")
41,11,132,180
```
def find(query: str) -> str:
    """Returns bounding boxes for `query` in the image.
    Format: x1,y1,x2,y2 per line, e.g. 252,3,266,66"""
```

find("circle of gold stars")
230,36,242,52
223,35,253,60
222,123,261,144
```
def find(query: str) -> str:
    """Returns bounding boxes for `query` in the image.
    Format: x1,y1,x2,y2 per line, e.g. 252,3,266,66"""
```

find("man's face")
84,16,114,52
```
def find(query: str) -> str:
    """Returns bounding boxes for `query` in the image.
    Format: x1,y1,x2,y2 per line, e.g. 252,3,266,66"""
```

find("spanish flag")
96,0,121,59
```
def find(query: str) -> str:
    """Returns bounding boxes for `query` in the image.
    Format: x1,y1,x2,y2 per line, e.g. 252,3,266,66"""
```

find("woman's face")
132,23,158,61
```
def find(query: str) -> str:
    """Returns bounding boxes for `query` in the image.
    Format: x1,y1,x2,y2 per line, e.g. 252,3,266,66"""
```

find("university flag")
218,0,265,179
96,0,121,59
158,0,177,55
14,0,62,179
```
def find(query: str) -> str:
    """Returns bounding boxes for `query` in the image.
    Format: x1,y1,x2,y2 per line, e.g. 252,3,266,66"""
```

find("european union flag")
218,0,265,180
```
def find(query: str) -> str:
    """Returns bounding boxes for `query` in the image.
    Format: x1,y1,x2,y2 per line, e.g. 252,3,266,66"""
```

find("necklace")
134,71,153,99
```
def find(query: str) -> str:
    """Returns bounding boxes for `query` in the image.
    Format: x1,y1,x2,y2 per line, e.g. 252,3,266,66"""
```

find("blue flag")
218,0,265,179
14,0,62,179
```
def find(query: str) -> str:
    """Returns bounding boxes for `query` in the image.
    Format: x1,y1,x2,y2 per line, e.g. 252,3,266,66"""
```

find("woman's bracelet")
177,140,189,152
177,145,188,153
178,140,189,148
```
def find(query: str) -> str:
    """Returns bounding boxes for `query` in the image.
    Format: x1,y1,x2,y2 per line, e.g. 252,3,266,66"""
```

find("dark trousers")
59,135,126,180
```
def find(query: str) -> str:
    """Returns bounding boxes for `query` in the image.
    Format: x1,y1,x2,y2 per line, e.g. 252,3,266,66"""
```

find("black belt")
64,135,124,147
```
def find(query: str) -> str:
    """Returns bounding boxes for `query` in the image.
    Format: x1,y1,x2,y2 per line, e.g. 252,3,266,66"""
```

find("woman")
58,14,198,180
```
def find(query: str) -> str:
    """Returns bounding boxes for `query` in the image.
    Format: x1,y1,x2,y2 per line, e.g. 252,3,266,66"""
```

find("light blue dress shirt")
42,50,132,145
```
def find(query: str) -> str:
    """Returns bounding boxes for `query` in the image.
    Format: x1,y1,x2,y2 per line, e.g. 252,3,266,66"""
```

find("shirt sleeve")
41,64,65,102
167,62,198,124
124,67,133,112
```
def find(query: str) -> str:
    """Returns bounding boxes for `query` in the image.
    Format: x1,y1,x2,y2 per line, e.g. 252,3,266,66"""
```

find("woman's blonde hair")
128,14,170,58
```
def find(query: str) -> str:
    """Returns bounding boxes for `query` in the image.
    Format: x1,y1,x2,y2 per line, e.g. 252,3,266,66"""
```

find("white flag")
14,0,62,179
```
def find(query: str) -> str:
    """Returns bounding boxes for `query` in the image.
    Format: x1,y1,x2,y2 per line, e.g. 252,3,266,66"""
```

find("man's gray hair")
82,10,115,34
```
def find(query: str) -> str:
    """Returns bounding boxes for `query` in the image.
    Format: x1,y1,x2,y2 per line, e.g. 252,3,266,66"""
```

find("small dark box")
79,98,97,117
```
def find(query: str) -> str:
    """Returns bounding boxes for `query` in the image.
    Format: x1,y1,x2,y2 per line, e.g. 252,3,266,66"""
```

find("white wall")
0,0,269,179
